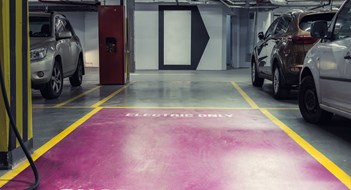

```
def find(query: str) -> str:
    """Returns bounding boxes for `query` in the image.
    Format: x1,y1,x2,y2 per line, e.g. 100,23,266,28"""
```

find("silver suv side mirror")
258,32,265,40
57,31,72,40
311,21,328,39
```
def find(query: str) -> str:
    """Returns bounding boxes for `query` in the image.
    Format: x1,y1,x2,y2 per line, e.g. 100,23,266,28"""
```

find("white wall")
134,4,226,70
197,5,226,70
231,9,267,68
84,12,99,67
102,0,121,5
135,7,159,70
66,12,99,67
256,11,272,42
164,11,192,66
63,12,86,64
226,15,231,66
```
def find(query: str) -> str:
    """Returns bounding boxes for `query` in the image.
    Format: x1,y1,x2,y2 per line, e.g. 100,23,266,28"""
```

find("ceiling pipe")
269,0,339,7
220,0,256,7
38,0,100,6
219,0,278,9
220,0,339,9
309,0,331,10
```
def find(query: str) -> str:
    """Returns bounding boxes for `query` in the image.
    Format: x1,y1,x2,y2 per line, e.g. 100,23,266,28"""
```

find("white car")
299,0,351,123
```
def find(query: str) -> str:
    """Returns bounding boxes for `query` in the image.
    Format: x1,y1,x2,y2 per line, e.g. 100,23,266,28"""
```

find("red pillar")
98,6,127,85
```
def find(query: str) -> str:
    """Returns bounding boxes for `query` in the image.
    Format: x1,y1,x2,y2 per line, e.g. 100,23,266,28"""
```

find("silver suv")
30,12,84,99
299,0,351,123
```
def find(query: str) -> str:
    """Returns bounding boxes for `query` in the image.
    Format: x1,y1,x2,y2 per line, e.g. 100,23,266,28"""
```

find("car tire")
298,76,333,124
272,65,289,99
251,60,264,87
69,57,83,87
40,60,63,99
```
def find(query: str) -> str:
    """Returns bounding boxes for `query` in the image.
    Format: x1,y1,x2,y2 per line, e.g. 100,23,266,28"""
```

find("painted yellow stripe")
33,105,94,109
0,1,11,152
261,109,351,188
231,81,351,188
53,86,101,108
0,107,102,188
131,73,196,76
230,81,259,109
26,2,32,140
265,107,299,110
91,82,133,108
32,106,298,110
15,0,23,146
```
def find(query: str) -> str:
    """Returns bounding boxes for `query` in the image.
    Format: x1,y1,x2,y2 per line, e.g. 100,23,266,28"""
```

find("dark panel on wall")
191,6,210,70
159,5,209,70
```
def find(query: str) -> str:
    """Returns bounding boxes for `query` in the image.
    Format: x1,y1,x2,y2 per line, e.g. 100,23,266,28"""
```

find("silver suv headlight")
30,48,47,61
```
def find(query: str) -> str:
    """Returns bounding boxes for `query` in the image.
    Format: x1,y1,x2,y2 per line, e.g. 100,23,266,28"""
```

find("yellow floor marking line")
0,107,102,188
261,109,351,188
102,106,254,110
231,81,351,189
91,82,133,108
32,106,299,110
265,107,299,110
53,86,101,108
131,73,196,76
32,105,48,108
33,106,94,109
230,81,259,109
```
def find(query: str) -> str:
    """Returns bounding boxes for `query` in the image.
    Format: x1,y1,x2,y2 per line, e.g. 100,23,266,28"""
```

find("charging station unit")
98,5,129,85
0,0,33,169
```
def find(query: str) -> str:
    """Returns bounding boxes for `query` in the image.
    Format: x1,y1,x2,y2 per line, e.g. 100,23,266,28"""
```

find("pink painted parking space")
1,108,348,190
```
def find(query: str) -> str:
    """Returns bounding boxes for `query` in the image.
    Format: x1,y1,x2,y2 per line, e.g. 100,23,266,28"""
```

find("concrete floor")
0,68,350,189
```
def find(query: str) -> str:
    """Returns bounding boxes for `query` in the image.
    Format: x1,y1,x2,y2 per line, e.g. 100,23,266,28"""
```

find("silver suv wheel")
273,68,280,94
251,60,264,87
272,65,289,99
40,60,63,99
69,57,84,87
252,63,256,82
52,65,62,94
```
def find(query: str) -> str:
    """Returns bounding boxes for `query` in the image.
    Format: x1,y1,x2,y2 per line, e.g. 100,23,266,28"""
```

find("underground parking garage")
0,0,351,189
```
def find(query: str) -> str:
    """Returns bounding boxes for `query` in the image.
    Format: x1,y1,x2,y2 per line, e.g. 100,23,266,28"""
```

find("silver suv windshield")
29,16,52,37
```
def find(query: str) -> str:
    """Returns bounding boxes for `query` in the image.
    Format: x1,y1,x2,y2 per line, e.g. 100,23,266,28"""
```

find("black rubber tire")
40,60,63,99
69,57,83,87
298,76,333,124
251,60,264,87
272,65,289,100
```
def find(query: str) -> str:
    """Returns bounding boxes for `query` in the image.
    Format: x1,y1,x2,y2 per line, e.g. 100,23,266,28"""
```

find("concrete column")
126,0,135,73
231,8,252,68
0,0,32,169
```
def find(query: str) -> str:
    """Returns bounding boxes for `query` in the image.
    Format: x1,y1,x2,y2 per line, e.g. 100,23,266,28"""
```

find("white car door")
319,3,351,113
